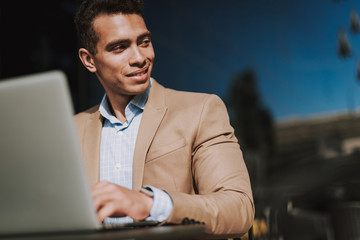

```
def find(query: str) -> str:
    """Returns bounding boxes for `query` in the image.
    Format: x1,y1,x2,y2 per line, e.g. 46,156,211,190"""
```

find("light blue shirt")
99,81,173,224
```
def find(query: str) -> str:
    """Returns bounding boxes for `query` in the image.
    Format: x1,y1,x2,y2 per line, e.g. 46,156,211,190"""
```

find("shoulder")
74,105,99,120
165,88,228,118
150,79,226,112
163,87,225,109
73,105,101,140
73,104,100,128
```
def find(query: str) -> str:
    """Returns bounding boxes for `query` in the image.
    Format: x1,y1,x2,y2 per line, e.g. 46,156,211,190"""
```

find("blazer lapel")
132,80,167,191
82,111,102,187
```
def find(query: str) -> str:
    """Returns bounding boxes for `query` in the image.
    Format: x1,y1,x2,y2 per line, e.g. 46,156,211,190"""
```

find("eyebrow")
137,31,151,41
105,39,130,51
105,31,151,51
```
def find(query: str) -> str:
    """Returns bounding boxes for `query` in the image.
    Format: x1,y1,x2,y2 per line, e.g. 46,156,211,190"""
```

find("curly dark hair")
74,0,144,55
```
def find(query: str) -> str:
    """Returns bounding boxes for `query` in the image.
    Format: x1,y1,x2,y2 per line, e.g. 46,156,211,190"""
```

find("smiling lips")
126,66,149,78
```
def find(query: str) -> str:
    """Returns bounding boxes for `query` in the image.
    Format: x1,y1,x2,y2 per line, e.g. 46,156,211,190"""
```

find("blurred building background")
1,0,360,239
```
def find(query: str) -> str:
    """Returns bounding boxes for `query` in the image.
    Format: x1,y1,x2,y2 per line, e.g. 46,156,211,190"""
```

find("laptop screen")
0,71,100,235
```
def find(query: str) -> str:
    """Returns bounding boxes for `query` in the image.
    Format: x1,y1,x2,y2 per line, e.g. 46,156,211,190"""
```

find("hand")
91,181,153,222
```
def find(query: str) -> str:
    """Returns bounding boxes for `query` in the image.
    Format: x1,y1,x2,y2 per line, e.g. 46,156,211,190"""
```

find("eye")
111,44,127,53
140,38,151,47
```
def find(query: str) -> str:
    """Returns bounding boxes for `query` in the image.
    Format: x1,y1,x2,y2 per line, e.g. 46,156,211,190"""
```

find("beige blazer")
74,80,254,235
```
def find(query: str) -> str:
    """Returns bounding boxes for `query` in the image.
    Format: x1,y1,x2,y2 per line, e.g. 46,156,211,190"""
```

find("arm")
165,95,254,235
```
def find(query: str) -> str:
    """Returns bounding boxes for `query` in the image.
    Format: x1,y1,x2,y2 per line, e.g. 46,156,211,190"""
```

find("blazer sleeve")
164,94,255,235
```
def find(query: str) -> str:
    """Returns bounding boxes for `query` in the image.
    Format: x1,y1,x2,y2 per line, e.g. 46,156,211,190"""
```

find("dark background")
2,1,360,239
2,0,360,119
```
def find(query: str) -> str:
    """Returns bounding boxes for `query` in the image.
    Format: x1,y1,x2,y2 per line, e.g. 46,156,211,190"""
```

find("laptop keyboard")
102,220,160,230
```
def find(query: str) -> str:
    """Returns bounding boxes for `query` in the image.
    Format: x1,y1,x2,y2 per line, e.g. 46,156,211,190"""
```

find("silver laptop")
0,71,158,236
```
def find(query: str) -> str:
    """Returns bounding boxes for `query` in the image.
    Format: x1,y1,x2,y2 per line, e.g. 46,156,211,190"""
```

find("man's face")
90,13,154,99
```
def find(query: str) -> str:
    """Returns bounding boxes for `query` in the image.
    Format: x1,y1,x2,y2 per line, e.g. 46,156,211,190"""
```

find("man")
74,0,254,235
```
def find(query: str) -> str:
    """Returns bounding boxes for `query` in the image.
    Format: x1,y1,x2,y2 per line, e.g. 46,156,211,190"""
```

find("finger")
97,201,126,222
92,181,129,195
91,181,111,194
92,195,105,212
92,190,117,212
92,184,128,211
91,181,117,202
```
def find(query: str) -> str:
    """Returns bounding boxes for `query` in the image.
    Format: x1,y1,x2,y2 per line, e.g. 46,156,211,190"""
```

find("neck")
106,94,133,124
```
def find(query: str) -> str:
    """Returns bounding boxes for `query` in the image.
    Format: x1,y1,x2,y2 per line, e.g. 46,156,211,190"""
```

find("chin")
131,81,150,94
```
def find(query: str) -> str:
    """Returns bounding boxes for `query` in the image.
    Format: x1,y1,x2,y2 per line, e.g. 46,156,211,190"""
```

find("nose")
129,46,146,67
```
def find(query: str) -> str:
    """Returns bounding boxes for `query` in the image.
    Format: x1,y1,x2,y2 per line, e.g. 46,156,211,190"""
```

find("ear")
78,48,97,73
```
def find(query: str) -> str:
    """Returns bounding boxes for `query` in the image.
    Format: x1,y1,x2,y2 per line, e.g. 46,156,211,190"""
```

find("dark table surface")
0,224,207,240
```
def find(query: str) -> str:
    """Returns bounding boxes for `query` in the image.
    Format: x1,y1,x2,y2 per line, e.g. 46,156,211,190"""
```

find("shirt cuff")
144,185,173,222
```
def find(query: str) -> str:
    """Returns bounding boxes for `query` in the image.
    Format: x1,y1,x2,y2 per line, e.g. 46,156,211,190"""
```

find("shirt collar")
99,78,152,125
